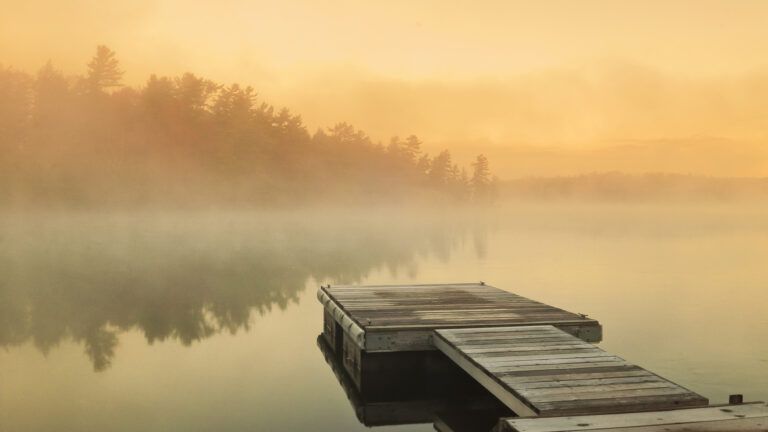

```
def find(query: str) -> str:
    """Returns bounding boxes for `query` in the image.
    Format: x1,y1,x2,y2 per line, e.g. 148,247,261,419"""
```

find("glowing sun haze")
3,0,768,176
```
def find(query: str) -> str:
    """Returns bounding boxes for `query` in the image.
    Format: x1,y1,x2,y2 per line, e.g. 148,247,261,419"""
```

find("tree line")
0,46,497,207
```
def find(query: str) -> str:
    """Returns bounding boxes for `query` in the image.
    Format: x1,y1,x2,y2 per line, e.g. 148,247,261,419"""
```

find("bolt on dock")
317,282,767,431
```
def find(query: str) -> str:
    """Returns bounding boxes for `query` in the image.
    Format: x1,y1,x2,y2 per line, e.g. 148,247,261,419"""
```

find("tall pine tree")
85,45,123,93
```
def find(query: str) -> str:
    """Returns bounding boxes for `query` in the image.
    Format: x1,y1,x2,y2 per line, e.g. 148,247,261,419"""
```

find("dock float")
317,282,766,431
319,283,601,354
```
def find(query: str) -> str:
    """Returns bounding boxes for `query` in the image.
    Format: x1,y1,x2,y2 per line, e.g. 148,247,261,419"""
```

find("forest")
0,46,497,208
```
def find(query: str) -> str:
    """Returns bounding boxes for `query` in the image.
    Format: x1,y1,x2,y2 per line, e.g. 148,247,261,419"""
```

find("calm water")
1,204,767,431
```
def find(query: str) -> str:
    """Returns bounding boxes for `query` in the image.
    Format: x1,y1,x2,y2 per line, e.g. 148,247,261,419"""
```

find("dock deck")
319,283,601,352
433,325,708,417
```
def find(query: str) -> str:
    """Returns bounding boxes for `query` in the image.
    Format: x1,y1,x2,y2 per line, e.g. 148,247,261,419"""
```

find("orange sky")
2,0,767,176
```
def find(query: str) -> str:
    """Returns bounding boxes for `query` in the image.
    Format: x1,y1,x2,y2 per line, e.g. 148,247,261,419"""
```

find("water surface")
1,204,767,431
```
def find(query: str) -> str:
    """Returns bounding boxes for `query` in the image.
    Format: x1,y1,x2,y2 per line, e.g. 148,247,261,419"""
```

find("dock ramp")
433,325,708,417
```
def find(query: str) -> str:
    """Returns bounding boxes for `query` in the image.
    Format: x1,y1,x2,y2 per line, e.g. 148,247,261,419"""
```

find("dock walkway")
433,325,707,417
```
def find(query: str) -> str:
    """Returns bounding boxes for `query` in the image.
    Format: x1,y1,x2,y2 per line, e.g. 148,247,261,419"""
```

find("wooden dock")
317,282,766,431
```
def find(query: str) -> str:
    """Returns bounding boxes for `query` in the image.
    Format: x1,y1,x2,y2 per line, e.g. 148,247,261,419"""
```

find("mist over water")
0,208,471,370
1,203,766,431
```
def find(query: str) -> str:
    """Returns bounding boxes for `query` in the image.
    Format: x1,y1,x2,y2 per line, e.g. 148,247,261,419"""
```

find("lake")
1,203,767,431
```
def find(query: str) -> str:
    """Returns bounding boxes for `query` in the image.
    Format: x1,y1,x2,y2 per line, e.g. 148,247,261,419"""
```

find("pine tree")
175,72,218,114
459,167,471,200
416,154,431,176
471,154,492,201
429,150,452,186
387,136,403,158
0,66,32,144
85,45,123,93
34,61,70,126
403,135,422,163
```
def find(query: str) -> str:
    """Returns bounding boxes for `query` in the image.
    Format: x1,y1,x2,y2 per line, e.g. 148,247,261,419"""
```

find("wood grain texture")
434,325,708,417
319,283,602,351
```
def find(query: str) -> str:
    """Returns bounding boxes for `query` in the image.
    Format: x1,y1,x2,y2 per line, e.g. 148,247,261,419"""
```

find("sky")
2,0,767,176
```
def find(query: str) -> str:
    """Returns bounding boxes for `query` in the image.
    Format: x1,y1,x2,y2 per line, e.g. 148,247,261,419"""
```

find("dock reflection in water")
316,334,512,430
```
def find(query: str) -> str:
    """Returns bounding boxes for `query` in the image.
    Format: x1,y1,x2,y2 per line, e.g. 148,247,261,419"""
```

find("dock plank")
433,325,708,417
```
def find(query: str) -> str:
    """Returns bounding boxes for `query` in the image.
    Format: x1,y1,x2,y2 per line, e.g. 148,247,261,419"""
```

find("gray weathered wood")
434,325,708,417
318,283,602,351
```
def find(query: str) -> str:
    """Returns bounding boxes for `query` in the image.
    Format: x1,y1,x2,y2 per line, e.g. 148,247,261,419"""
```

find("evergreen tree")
471,154,492,201
33,61,70,126
416,154,431,176
429,150,453,186
0,66,32,145
175,73,218,114
403,135,422,163
460,168,470,190
85,45,123,93
386,136,402,156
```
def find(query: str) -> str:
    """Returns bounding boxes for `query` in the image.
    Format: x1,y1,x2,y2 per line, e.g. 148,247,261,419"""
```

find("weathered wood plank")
461,343,593,353
365,321,599,331
488,360,634,374
475,349,604,359
475,351,605,361
512,376,668,390
478,355,625,367
500,369,654,384
530,393,708,416
517,381,678,396
466,344,600,353
526,386,692,403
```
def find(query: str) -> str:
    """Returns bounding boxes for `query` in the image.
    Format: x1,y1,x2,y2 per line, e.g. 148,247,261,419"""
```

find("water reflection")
316,335,510,428
0,210,477,370
2,203,767,432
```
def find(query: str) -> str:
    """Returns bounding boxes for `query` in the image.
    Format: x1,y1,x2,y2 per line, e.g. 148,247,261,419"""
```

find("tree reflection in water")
0,209,486,370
